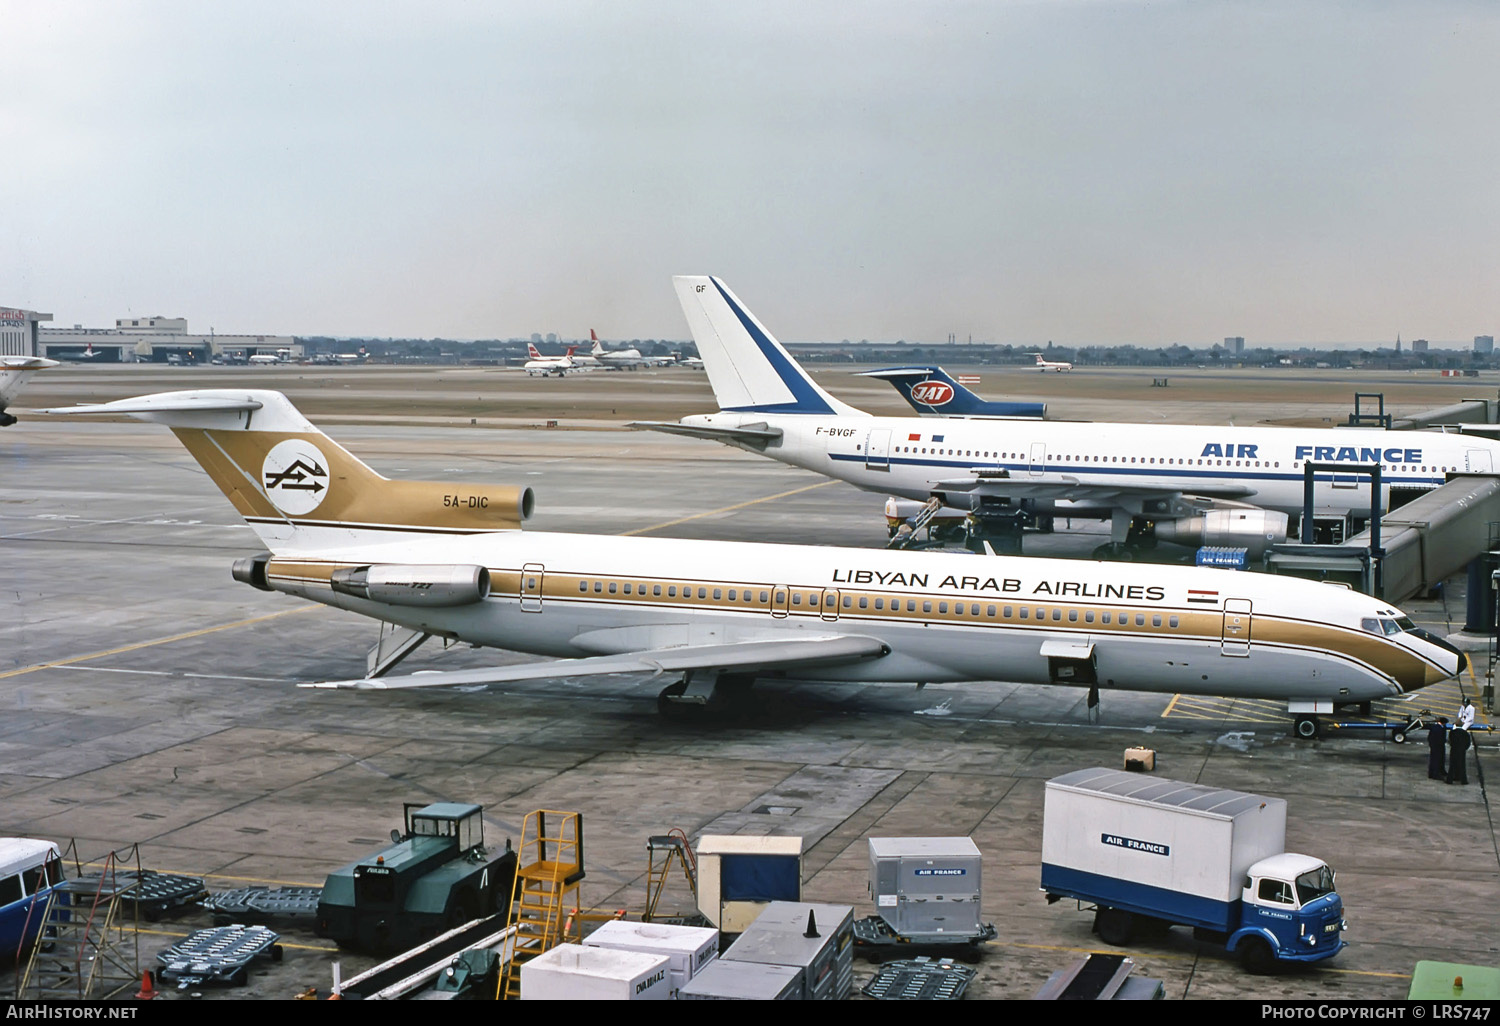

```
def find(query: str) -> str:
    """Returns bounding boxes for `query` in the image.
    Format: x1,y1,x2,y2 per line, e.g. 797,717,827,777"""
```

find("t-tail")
672,275,865,416
43,390,532,553
0,356,59,426
859,365,1046,419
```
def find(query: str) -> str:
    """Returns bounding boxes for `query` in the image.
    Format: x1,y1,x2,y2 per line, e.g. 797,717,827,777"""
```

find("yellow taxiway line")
0,606,319,681
618,480,837,536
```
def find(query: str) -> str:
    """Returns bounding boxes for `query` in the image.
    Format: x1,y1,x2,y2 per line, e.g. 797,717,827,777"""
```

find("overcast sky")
2,1,1495,345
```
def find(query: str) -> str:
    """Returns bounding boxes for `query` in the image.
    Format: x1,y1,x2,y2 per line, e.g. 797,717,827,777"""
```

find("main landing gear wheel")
1294,716,1320,739
1091,542,1136,561
657,680,689,717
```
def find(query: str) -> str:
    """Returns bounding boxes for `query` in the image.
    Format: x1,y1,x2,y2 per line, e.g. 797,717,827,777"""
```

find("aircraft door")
771,586,790,618
865,429,891,470
820,588,841,621
1467,449,1493,474
520,563,544,612
1028,443,1047,477
1221,598,1252,656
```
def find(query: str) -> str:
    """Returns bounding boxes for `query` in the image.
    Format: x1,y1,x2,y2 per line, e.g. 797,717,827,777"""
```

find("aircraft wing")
931,473,1256,502
302,634,889,690
628,420,783,451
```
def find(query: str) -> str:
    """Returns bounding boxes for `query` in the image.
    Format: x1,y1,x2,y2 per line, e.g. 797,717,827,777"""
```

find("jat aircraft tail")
44,390,532,552
672,276,865,416
859,366,1046,419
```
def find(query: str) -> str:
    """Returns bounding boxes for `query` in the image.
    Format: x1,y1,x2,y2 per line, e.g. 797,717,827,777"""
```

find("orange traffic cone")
135,969,157,1000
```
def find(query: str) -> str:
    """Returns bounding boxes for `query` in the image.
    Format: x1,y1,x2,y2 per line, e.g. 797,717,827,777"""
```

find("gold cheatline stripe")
0,607,319,680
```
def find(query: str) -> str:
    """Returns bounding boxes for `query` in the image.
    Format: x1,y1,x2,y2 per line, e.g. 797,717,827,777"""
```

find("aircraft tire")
657,680,689,717
1294,716,1320,739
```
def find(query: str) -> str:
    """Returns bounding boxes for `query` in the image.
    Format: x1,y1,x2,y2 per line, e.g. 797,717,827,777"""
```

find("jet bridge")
1267,474,1500,603
1346,391,1500,432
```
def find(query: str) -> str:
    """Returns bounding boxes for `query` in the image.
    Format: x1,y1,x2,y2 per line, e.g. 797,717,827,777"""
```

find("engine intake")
329,564,491,607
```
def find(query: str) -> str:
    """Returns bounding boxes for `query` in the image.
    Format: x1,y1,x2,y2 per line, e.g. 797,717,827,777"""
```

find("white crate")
520,943,671,1001
583,921,719,997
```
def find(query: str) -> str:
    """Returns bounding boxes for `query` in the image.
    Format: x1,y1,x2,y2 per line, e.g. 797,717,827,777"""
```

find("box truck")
1041,768,1346,973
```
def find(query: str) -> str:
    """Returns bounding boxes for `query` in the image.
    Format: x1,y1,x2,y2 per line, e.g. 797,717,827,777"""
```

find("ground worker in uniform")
1448,704,1472,785
1427,716,1448,780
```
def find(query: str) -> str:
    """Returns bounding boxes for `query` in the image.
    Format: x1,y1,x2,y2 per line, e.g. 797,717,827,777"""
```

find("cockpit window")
1395,616,1416,632
1361,618,1380,635
1381,619,1401,635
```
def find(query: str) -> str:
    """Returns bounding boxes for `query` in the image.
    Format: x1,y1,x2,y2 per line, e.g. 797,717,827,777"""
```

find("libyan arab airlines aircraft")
1031,352,1073,372
636,276,1500,556
44,389,1466,733
0,356,59,427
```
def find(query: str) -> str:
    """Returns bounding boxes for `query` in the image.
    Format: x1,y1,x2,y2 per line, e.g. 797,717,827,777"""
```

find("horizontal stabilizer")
302,634,890,691
44,394,265,417
628,420,783,450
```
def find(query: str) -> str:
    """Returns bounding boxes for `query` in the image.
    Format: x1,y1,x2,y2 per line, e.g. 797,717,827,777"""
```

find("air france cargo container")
1041,768,1346,973
868,836,983,939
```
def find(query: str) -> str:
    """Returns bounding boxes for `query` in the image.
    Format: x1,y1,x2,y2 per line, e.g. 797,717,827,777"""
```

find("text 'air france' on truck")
1040,769,1346,973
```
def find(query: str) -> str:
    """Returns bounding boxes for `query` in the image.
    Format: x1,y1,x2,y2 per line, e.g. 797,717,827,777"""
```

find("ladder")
887,496,945,549
643,830,697,922
497,810,584,1000
18,846,141,1000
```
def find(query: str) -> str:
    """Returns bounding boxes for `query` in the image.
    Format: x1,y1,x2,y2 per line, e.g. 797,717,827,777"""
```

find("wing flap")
302,634,889,691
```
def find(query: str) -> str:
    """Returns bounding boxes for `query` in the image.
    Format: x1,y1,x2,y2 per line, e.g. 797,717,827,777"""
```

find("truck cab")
1232,853,1346,969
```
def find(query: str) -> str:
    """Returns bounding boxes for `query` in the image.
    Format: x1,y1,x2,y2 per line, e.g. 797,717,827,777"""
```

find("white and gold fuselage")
268,529,1457,702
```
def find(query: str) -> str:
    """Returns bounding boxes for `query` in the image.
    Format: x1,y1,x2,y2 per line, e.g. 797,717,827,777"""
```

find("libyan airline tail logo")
262,439,330,515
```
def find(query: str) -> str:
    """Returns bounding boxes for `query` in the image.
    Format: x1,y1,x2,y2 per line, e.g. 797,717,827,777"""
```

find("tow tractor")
1324,709,1494,744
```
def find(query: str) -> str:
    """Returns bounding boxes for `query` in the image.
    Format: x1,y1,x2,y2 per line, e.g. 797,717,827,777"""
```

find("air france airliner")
637,276,1500,556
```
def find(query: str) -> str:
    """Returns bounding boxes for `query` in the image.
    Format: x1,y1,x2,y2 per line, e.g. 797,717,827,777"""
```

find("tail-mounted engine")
330,564,492,607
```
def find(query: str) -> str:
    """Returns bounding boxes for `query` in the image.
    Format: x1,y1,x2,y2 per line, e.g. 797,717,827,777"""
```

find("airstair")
496,810,584,1000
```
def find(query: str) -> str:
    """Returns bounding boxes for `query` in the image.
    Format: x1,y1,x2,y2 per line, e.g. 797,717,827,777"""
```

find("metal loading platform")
496,810,584,999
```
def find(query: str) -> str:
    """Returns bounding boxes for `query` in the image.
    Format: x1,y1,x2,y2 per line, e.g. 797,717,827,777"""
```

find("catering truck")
1040,768,1346,973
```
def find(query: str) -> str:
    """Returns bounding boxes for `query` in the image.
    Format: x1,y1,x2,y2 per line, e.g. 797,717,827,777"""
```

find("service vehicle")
316,802,516,953
0,838,64,962
1041,768,1346,973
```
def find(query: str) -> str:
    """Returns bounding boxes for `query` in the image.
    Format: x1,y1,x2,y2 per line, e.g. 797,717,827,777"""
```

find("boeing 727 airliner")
48,389,1466,735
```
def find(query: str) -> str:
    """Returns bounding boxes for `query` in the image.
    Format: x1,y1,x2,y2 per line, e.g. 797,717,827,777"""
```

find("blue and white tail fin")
673,276,865,416
859,365,1046,419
